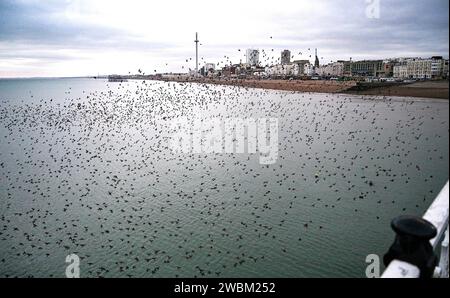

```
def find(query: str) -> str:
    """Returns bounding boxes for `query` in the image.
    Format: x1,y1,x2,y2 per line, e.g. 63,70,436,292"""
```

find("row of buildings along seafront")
324,56,449,79
392,57,449,79
197,48,449,80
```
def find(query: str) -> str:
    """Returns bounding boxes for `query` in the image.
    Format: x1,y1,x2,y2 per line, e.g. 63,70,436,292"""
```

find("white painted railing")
381,181,449,278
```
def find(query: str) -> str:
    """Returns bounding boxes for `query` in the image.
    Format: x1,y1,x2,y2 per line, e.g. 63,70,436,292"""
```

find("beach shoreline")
344,80,449,99
155,77,449,99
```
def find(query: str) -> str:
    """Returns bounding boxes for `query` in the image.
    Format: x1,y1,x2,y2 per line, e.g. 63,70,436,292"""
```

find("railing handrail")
423,181,449,248
381,180,449,278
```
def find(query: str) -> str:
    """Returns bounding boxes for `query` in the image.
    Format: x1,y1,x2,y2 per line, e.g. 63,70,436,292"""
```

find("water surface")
0,78,448,277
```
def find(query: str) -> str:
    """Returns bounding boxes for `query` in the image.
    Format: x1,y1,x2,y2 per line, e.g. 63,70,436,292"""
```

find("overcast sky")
0,0,448,77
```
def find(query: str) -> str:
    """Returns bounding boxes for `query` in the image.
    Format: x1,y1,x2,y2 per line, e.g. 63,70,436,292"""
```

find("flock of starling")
0,76,448,277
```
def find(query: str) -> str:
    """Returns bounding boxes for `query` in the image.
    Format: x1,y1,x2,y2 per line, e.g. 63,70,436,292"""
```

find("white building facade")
303,63,315,76
246,49,259,66
393,64,408,78
265,63,300,76
393,57,447,79
316,61,344,77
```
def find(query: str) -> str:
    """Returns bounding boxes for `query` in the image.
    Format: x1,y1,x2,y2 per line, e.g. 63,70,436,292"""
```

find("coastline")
156,77,449,99
344,80,449,99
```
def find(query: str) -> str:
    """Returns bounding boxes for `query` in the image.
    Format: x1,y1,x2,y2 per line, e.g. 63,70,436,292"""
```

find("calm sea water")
0,78,448,277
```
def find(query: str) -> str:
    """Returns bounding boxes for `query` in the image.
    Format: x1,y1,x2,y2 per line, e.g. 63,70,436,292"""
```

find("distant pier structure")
108,75,127,82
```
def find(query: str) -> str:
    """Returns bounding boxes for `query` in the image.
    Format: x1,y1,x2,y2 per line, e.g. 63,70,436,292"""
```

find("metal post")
383,215,438,278
382,181,449,278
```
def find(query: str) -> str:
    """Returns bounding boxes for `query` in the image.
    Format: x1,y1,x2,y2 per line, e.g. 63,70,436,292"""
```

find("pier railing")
381,181,449,278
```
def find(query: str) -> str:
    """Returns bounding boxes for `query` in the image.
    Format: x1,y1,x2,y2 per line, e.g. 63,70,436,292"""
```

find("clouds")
0,0,172,49
0,0,448,77
268,0,449,59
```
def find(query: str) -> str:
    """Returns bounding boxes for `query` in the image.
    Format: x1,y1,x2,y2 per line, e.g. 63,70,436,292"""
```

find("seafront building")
303,62,315,76
199,63,216,77
246,49,259,66
443,59,449,78
293,60,311,75
344,60,384,77
393,63,408,78
316,61,345,77
407,58,433,79
392,56,448,79
265,63,300,76
264,59,312,77
281,50,291,64
382,60,395,77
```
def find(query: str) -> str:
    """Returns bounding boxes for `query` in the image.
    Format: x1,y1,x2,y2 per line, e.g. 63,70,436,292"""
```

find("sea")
0,77,448,277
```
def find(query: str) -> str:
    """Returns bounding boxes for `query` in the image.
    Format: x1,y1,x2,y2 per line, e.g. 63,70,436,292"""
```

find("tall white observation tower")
194,32,199,76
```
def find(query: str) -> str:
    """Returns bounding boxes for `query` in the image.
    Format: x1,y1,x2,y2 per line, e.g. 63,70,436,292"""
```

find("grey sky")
0,0,448,77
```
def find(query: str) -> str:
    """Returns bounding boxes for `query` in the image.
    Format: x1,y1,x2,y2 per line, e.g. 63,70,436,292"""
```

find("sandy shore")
344,80,449,99
160,77,449,99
